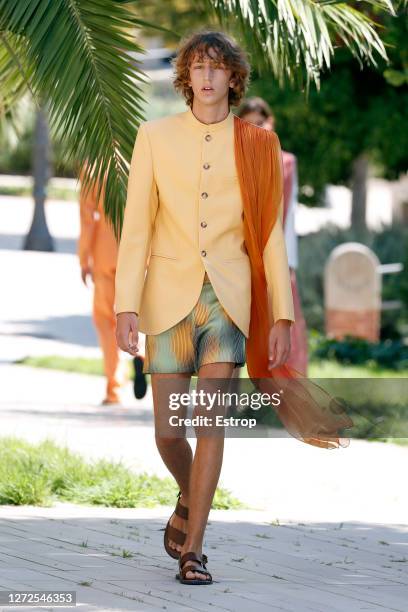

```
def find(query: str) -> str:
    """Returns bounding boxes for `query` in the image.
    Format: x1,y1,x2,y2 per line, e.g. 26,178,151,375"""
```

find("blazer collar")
185,106,233,133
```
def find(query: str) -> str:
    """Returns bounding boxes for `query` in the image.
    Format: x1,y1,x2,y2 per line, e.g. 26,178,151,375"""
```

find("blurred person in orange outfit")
78,166,147,404
237,97,308,375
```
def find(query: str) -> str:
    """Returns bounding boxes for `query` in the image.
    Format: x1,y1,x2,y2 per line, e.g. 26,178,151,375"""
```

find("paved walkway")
1,503,407,612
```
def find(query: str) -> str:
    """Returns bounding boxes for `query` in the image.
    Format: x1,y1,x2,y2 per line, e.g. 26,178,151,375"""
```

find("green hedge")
310,331,408,370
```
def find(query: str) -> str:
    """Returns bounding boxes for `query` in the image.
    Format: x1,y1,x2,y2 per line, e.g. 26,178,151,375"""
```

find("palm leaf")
205,0,394,89
0,32,35,113
0,0,156,236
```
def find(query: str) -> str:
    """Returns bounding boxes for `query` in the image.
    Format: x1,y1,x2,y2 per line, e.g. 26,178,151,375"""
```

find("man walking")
115,30,294,584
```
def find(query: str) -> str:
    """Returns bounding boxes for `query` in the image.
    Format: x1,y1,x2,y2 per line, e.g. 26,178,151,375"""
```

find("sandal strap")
175,491,188,520
175,499,189,520
180,558,212,580
166,524,186,546
180,551,201,566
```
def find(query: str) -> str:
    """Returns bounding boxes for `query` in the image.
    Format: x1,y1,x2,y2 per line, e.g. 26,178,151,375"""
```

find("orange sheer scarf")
234,115,353,449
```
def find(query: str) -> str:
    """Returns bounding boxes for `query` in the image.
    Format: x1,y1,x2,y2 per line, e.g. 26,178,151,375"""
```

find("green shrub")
310,332,408,370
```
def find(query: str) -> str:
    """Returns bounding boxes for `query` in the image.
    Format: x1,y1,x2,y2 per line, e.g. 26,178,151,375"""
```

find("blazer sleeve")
262,139,296,326
115,122,159,315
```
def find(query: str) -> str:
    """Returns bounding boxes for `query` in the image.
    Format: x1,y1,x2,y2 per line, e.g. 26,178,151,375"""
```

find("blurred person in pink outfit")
78,166,147,404
237,97,308,375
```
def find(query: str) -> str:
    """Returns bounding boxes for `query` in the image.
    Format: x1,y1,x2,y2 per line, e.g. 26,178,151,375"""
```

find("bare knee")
155,435,184,451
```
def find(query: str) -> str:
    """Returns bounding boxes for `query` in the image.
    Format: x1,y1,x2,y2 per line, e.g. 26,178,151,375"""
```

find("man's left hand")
268,320,291,370
81,264,94,287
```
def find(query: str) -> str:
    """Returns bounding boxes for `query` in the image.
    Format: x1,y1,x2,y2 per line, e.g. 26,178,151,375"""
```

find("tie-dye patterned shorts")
143,274,246,374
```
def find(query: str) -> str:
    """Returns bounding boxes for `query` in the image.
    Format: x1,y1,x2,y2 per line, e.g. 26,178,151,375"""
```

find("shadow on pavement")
0,233,78,254
3,314,98,347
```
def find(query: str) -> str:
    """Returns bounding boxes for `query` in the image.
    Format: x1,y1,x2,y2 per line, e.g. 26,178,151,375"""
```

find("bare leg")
151,372,192,555
180,361,235,580
229,366,241,408
93,272,126,403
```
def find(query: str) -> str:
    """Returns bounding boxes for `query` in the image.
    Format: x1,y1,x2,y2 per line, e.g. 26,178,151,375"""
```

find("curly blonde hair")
172,30,251,108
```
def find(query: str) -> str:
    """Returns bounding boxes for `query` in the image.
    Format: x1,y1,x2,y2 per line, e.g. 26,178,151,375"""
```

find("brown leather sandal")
176,551,213,585
163,490,189,559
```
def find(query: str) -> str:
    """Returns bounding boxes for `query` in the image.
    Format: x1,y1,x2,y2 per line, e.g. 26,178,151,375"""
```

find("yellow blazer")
115,107,295,337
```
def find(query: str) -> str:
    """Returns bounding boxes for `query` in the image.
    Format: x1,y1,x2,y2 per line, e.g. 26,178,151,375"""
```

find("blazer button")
203,163,210,170
201,250,207,257
205,134,212,142
201,192,208,199
200,221,207,228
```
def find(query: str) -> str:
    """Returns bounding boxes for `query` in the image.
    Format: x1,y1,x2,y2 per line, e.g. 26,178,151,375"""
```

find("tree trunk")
351,154,369,235
24,106,54,251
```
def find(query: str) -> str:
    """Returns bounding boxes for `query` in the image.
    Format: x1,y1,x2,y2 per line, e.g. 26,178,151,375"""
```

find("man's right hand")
116,312,139,356
81,264,93,286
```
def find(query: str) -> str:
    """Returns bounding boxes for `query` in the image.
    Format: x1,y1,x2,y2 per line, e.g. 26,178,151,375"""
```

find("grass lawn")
0,185,77,200
17,355,408,380
308,360,408,378
240,360,408,379
17,355,134,378
0,436,244,509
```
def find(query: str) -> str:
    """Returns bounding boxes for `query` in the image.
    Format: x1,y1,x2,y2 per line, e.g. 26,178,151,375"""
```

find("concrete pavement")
1,502,407,612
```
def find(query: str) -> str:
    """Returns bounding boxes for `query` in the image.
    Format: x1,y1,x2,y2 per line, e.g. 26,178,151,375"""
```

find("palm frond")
206,0,394,89
0,0,154,235
0,31,35,113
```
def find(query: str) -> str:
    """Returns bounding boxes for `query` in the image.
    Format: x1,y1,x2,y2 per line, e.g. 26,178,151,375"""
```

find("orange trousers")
93,270,127,402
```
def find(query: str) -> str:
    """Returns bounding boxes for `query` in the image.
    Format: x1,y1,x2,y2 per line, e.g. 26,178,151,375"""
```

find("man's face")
188,48,234,107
